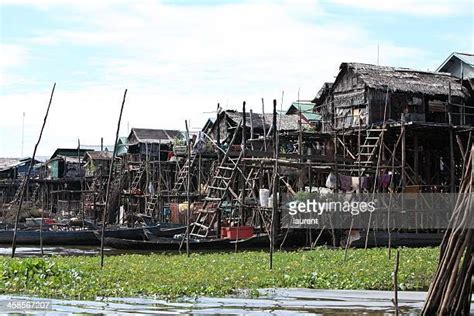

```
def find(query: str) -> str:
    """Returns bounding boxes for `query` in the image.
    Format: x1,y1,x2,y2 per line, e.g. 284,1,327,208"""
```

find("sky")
0,0,473,158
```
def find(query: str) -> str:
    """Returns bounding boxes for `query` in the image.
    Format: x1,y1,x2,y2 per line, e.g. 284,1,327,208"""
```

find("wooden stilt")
100,89,127,267
12,83,56,258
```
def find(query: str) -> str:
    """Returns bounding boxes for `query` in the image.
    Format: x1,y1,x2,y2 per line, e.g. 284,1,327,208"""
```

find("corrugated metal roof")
288,102,321,122
453,52,474,67
437,52,474,74
51,148,93,159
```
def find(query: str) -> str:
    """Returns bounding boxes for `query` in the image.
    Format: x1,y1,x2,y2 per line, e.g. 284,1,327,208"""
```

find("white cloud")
0,44,29,86
330,0,473,16
0,0,434,156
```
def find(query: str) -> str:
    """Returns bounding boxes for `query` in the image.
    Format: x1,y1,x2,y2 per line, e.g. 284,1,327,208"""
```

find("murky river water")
0,289,458,315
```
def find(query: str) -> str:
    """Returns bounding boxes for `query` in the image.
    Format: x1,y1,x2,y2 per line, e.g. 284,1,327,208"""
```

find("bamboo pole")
185,120,191,257
236,101,246,253
11,83,56,258
216,103,221,163
392,249,400,315
422,144,473,315
270,99,278,270
261,98,267,152
100,89,127,267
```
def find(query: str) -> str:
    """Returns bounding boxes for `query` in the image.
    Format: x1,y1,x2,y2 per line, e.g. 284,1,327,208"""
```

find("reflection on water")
2,289,472,315
0,245,116,257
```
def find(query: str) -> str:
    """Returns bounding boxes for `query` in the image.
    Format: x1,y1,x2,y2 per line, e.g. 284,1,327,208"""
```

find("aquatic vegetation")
0,247,439,300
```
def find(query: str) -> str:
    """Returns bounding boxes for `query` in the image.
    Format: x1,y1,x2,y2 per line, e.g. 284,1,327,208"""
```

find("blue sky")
0,0,473,157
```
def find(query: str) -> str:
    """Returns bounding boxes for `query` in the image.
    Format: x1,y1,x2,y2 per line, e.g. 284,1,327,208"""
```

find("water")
2,289,472,315
0,245,137,257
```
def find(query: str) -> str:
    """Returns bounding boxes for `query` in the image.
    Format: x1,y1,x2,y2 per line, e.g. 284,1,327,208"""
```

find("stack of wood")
422,144,473,315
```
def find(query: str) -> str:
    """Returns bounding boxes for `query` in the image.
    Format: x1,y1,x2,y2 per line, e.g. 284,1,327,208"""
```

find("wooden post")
449,131,455,193
249,109,254,151
448,82,455,192
261,98,267,152
401,123,406,190
185,120,191,257
236,101,246,252
298,101,304,191
392,249,400,315
270,99,278,270
197,154,202,196
12,83,56,258
216,103,221,163
414,132,419,184
100,89,127,267
39,186,45,256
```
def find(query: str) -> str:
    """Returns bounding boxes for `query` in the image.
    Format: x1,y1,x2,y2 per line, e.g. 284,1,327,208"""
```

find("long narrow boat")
0,225,162,246
102,236,232,251
350,231,444,248
144,225,187,239
102,233,281,251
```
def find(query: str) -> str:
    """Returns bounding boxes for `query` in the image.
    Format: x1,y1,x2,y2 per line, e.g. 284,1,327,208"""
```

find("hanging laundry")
339,175,352,191
192,131,206,154
378,174,392,189
352,177,360,192
360,176,372,189
325,173,337,189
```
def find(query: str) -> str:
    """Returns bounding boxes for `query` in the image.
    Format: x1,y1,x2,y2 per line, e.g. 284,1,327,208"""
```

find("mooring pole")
270,99,278,270
185,120,191,257
236,101,246,253
100,89,127,267
11,83,56,258
216,103,221,163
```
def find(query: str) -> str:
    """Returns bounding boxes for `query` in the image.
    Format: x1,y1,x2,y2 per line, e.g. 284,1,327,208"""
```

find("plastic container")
259,189,270,207
221,226,254,239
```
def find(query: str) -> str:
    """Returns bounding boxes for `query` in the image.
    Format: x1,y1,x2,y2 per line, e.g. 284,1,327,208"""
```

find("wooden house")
126,128,183,161
314,62,472,131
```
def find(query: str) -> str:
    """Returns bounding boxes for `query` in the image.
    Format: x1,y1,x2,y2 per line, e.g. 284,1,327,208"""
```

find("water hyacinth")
0,248,439,300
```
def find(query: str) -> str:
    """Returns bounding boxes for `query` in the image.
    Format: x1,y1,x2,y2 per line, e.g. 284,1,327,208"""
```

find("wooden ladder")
130,163,145,192
145,194,158,215
9,177,27,205
189,151,243,238
172,154,197,194
356,127,386,167
188,121,244,238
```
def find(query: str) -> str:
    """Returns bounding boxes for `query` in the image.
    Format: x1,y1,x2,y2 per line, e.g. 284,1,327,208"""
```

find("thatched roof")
84,151,113,161
222,110,302,131
343,62,464,97
128,128,183,145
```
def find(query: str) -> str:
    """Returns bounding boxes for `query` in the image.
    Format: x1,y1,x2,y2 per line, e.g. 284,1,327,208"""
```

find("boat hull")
0,225,162,246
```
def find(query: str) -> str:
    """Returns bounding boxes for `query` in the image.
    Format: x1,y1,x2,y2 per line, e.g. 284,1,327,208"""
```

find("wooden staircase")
172,154,197,194
356,127,386,167
145,193,158,215
9,177,27,205
189,151,243,238
130,163,145,192
187,122,245,238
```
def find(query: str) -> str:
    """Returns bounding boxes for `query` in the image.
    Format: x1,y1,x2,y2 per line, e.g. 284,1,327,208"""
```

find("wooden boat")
349,231,444,248
0,225,162,246
144,225,187,239
103,233,284,251
102,236,232,251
